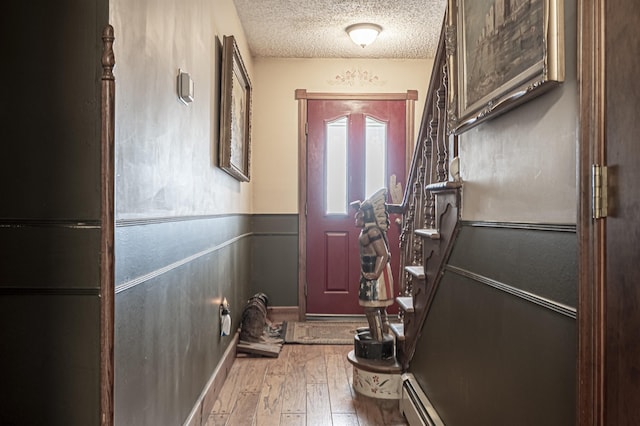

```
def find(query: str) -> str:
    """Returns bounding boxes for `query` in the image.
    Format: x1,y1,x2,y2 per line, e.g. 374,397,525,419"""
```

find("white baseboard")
400,373,445,426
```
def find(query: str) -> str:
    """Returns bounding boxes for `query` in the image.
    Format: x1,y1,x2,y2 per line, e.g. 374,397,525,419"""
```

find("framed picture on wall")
219,35,252,182
447,0,565,134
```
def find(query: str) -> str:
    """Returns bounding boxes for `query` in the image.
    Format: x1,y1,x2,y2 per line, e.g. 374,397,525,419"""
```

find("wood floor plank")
288,343,305,357
204,413,228,426
304,347,328,384
326,353,356,414
255,373,286,426
225,391,259,426
332,413,360,426
266,343,291,376
206,343,408,425
279,413,305,426
234,357,271,393
281,356,306,413
211,360,244,414
346,360,354,392
325,345,353,386
306,383,333,426
212,356,270,414
352,393,387,426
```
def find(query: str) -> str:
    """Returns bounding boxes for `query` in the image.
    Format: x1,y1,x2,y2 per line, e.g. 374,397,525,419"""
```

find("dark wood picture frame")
447,0,565,134
219,35,252,182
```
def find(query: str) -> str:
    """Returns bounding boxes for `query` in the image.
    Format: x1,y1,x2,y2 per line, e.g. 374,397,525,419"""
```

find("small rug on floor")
283,321,367,345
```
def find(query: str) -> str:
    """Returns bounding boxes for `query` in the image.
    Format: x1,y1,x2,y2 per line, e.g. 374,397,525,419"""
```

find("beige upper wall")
110,0,577,222
111,0,430,217
212,0,253,78
111,0,255,218
251,58,433,214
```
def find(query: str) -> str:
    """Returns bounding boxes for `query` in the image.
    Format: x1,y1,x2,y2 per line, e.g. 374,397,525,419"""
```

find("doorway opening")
296,90,417,318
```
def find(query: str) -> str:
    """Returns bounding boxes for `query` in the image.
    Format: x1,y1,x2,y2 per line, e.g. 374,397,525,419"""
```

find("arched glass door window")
325,115,387,214
325,116,348,214
364,116,387,199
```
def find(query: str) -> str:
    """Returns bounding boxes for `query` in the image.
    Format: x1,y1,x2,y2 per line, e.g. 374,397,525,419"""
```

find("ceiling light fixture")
346,23,382,48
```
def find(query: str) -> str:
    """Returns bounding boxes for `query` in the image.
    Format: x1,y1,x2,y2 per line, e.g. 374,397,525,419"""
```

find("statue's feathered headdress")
350,188,389,231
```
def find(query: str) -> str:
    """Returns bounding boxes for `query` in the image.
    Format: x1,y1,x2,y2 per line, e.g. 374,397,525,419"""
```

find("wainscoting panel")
250,214,298,306
115,215,251,291
114,214,252,425
410,223,577,426
449,222,577,307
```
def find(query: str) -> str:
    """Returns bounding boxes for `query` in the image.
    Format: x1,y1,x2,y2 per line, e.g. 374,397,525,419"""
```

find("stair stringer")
399,184,461,370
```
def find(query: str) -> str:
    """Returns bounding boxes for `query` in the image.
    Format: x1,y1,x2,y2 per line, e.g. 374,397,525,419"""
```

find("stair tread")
415,228,440,239
404,265,425,279
389,322,405,341
396,296,414,312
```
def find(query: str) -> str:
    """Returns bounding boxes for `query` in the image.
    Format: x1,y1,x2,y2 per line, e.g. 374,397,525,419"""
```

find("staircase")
388,20,462,371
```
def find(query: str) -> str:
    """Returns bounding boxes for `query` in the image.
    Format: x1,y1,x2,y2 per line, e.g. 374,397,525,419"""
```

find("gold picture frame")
447,0,565,134
219,35,252,181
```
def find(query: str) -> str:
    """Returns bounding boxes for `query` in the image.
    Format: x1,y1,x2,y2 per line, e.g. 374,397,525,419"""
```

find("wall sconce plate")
178,69,194,104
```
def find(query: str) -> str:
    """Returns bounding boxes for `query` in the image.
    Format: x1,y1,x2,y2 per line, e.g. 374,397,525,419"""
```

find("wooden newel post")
100,24,115,426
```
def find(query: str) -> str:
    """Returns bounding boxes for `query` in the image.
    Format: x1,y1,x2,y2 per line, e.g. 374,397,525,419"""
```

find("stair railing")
389,15,461,369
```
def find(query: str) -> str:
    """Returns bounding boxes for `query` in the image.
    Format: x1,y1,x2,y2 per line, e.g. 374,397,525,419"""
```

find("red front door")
306,99,406,315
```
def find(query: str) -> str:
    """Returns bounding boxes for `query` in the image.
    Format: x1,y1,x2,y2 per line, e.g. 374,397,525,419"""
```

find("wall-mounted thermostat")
178,69,194,105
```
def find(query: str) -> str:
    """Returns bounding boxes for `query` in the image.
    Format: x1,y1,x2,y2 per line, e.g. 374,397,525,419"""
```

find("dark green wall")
0,0,109,424
251,214,299,306
114,213,298,423
114,215,253,424
410,223,577,425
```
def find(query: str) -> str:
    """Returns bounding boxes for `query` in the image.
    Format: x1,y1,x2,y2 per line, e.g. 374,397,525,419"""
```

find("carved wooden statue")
351,188,394,345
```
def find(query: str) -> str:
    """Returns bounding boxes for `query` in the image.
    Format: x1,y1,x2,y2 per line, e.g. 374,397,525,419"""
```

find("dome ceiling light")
346,23,382,48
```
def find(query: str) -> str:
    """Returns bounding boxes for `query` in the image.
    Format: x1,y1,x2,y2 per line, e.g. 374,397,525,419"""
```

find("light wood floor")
206,344,408,426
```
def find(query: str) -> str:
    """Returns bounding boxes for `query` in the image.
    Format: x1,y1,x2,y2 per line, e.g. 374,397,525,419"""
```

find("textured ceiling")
232,0,447,59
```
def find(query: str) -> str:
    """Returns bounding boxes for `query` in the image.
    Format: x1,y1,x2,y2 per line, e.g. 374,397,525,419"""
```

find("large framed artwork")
219,35,252,181
447,0,565,134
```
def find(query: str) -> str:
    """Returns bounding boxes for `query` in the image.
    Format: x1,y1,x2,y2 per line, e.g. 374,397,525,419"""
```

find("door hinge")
304,281,308,296
305,122,308,135
592,164,608,219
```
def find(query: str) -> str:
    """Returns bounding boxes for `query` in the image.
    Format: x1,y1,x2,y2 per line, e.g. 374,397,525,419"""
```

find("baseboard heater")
400,373,445,426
